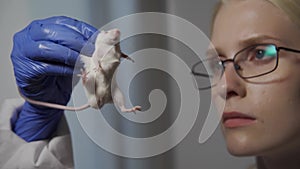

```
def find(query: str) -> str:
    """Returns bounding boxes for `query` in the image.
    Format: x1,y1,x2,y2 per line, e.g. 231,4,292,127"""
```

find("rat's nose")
111,28,120,35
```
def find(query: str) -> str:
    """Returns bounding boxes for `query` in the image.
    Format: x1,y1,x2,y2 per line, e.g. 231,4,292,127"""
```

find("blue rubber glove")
11,16,97,142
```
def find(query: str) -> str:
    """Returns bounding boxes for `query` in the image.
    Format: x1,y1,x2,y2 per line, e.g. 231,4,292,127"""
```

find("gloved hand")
11,16,97,142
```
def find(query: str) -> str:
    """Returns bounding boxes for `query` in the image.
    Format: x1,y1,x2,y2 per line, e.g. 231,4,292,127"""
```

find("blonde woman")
193,0,300,168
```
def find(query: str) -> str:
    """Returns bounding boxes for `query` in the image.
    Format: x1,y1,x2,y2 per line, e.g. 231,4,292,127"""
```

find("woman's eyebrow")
206,35,284,57
238,34,283,46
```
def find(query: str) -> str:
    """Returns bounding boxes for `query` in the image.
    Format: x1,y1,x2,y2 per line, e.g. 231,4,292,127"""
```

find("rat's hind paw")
133,106,141,111
121,106,141,113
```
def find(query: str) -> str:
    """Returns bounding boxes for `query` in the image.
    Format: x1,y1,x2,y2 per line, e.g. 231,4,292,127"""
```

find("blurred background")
0,0,254,169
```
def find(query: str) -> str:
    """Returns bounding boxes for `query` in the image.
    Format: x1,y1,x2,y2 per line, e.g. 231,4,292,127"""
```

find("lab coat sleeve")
0,98,74,169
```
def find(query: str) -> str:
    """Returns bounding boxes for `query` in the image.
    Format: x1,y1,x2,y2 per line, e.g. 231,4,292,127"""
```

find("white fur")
20,29,141,113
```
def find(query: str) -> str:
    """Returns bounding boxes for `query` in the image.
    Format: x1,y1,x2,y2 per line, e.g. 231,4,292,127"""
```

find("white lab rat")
20,28,141,113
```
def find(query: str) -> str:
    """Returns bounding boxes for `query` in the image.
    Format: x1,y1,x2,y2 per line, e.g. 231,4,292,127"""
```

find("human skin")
211,0,300,168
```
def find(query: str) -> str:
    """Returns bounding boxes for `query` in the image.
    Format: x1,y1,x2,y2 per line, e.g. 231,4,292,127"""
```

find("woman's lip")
222,112,257,128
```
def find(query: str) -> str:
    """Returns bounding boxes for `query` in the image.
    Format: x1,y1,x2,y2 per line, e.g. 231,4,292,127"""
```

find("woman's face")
212,0,300,157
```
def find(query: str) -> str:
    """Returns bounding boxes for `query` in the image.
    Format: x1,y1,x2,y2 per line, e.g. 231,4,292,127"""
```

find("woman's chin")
227,145,256,157
224,133,260,157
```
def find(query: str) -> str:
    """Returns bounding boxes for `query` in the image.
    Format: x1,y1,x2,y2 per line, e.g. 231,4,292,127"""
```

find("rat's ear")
121,53,129,58
121,53,134,63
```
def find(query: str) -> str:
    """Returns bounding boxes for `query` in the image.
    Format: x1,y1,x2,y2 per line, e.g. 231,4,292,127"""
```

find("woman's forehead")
211,0,300,50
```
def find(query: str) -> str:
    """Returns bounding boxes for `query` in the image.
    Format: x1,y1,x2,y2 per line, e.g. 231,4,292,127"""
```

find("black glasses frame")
191,43,300,90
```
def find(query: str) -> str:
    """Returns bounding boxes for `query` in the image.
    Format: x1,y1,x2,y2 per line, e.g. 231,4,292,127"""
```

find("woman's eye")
247,49,266,61
251,45,277,60
255,50,265,59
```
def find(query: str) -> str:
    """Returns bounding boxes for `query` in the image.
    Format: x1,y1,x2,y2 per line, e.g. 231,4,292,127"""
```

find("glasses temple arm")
278,47,300,54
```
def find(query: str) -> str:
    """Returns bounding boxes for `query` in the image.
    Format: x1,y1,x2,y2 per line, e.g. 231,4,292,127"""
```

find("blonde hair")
212,0,300,31
268,0,300,28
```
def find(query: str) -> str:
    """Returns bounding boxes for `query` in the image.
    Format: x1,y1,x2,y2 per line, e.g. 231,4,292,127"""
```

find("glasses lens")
192,57,223,89
235,44,278,78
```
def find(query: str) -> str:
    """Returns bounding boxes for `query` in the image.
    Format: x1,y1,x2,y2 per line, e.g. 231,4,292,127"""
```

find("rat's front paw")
78,69,89,84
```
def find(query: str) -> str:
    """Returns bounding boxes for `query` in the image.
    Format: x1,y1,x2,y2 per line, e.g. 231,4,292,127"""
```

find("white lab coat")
0,98,74,169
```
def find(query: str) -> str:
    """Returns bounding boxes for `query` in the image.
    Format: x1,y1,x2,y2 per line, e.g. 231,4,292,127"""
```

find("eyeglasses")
191,43,300,90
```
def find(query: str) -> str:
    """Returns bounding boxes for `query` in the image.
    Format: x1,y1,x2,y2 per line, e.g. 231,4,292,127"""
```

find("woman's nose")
217,63,246,100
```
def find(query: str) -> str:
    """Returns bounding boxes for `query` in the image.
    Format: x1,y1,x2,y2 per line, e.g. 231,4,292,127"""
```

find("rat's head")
96,28,121,46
